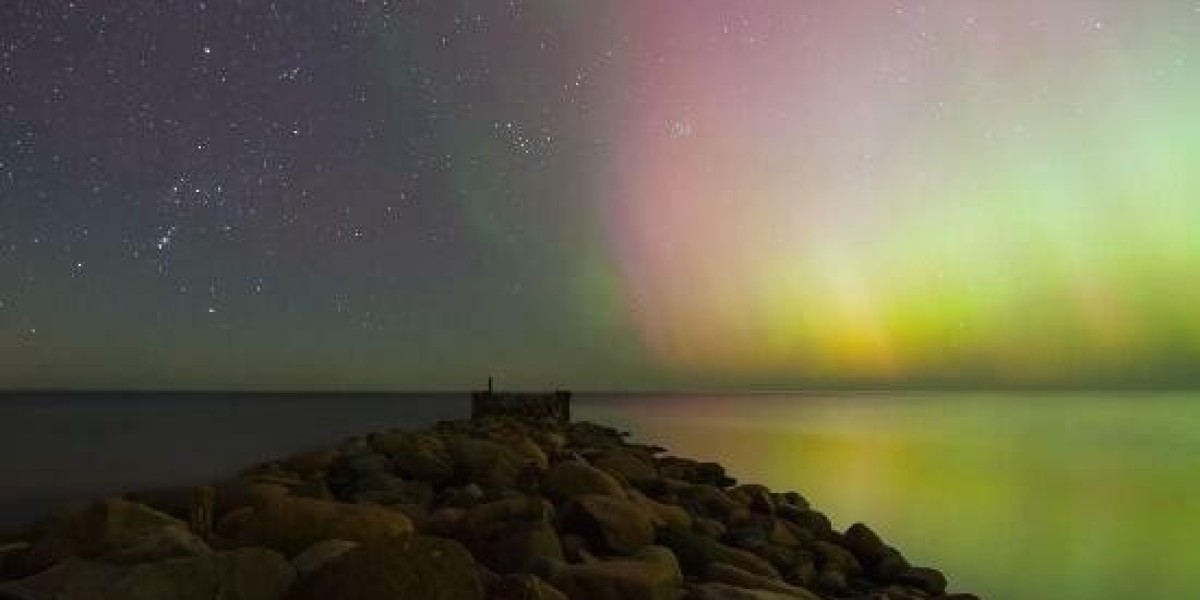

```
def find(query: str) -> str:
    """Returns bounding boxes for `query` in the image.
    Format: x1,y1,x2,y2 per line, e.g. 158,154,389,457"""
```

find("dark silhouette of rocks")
0,414,977,600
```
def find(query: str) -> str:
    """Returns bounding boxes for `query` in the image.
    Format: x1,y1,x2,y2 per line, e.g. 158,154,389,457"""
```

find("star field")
1,1,637,389
2,1,1199,389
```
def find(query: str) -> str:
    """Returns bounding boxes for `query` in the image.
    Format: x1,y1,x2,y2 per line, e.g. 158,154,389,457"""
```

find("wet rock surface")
0,416,974,599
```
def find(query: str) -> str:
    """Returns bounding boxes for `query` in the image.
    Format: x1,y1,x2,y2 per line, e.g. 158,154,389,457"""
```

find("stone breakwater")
0,417,978,600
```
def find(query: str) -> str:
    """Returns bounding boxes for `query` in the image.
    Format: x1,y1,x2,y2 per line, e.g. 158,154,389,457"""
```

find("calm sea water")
1,391,1197,599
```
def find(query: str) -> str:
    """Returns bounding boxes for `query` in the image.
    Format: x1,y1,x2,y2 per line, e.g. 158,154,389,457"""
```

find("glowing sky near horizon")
2,1,1199,388
597,1,1200,386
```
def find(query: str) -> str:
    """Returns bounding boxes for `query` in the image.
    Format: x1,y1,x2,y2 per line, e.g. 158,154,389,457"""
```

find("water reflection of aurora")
578,393,1200,600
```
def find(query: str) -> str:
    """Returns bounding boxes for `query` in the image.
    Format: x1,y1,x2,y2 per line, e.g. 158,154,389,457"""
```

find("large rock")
285,534,483,600
217,496,412,556
628,490,693,531
488,573,569,600
541,461,625,502
893,566,948,595
841,523,887,565
704,562,820,599
326,452,392,499
291,539,358,575
540,545,683,600
491,432,551,470
730,485,775,515
765,519,806,548
212,479,295,517
122,487,197,520
718,545,781,580
776,508,832,540
687,582,814,599
0,548,294,600
560,494,656,555
811,541,862,577
869,547,911,580
349,477,434,507
677,485,740,521
695,517,727,540
369,431,455,484
589,450,658,484
656,458,733,487
104,524,211,564
657,528,723,576
460,495,554,535
446,436,526,490
478,520,563,575
16,498,202,573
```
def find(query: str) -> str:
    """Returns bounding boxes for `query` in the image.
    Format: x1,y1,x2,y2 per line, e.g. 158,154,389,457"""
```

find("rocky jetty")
0,416,979,599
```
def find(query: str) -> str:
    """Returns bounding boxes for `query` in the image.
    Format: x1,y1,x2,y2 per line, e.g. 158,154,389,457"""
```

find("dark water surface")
2,391,1197,599
0,392,467,529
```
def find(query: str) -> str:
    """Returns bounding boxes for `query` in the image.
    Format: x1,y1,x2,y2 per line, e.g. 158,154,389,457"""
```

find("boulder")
678,485,740,521
766,519,805,548
350,478,434,507
893,566,948,595
842,523,887,565
785,558,817,588
656,458,733,487
285,534,483,600
0,548,294,600
217,496,412,556
776,493,809,510
436,483,486,509
704,563,820,599
369,431,455,484
753,544,799,574
718,545,781,580
687,582,814,599
478,520,563,575
424,507,466,537
122,487,196,520
695,518,727,540
104,524,211,564
541,461,625,502
777,508,832,540
17,498,197,573
213,480,294,517
291,539,358,575
540,545,682,600
730,485,775,515
560,495,656,555
559,533,594,564
326,452,392,498
657,528,723,576
812,541,862,577
589,450,658,484
722,523,769,554
628,490,693,531
488,573,569,600
494,433,551,470
869,548,910,579
532,432,568,455
446,436,526,490
461,495,554,535
815,568,847,594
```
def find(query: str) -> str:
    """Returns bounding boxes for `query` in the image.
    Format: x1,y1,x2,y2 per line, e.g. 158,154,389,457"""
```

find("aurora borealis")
2,1,1199,389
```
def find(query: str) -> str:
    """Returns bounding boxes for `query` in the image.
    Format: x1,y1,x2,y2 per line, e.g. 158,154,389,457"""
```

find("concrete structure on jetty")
471,377,571,423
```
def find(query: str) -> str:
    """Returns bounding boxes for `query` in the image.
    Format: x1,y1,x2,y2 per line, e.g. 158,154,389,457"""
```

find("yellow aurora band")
599,1,1200,386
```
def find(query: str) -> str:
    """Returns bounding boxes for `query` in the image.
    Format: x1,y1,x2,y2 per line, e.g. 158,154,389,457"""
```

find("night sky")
3,1,1199,390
